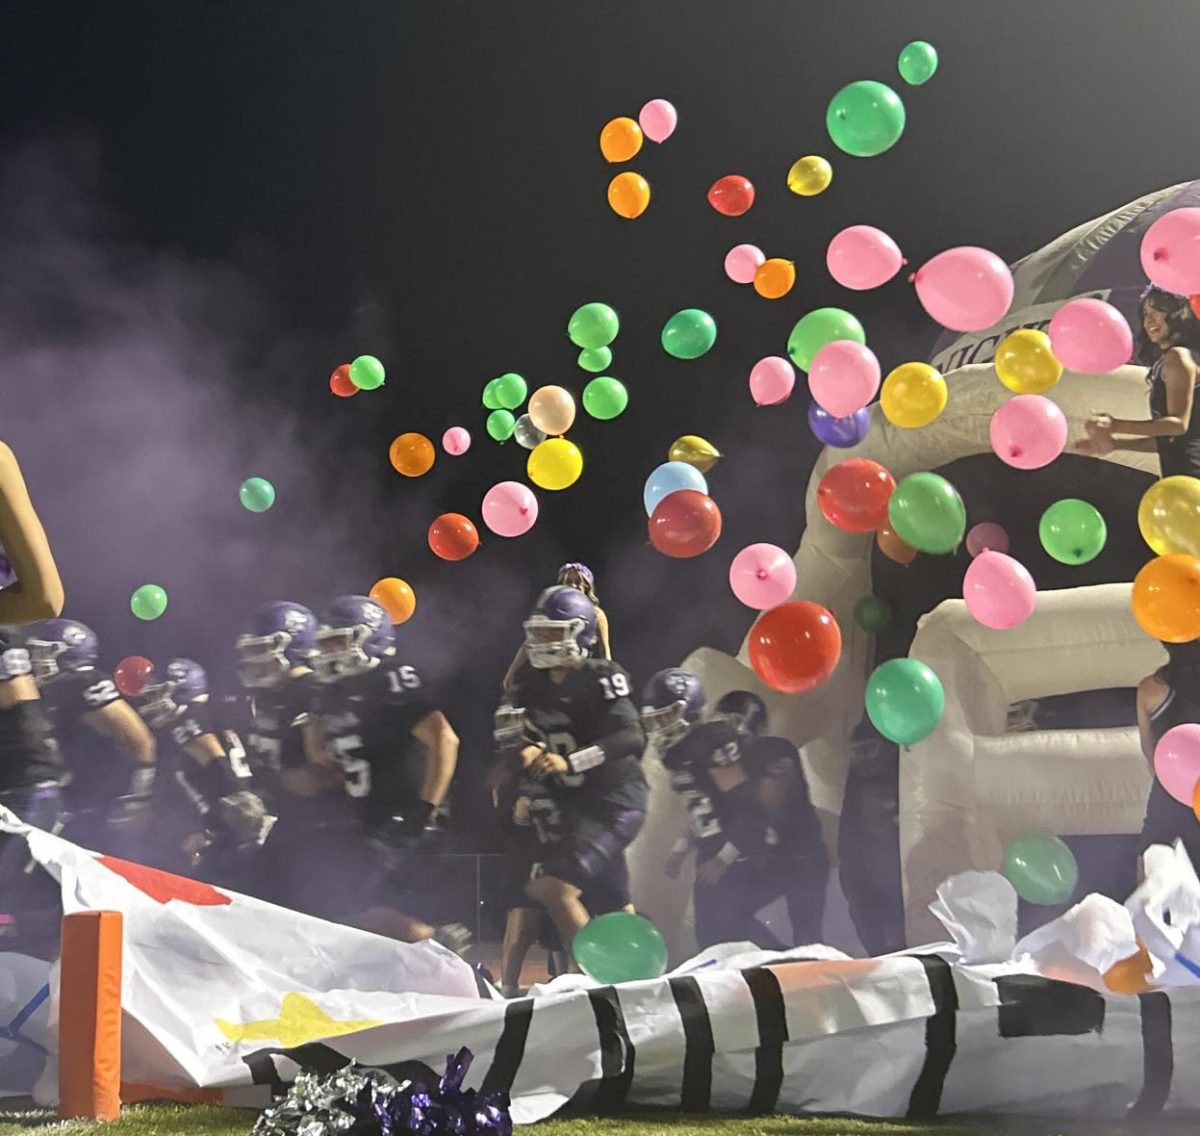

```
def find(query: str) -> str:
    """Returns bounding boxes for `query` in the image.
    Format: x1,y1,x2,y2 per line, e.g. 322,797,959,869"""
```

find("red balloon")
817,458,896,533
707,174,755,217
648,490,722,558
330,364,358,398
1191,295,1200,321
748,601,842,693
428,513,480,561
114,655,155,698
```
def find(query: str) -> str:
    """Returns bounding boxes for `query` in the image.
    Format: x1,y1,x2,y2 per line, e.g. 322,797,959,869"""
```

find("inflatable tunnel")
630,178,1199,951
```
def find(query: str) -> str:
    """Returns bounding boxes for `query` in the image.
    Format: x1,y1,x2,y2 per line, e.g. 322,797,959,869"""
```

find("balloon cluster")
601,98,677,219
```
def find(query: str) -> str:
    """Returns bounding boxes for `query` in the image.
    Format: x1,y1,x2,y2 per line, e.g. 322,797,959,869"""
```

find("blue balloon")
807,402,870,448
643,461,708,516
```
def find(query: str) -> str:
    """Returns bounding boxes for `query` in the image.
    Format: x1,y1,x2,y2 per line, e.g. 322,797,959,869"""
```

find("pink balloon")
963,550,1037,630
1047,298,1133,373
989,395,1068,470
808,341,881,419
749,356,795,406
639,98,678,144
826,225,904,291
1154,722,1200,805
481,481,538,538
913,246,1014,332
442,426,471,456
729,543,797,610
725,243,765,285
965,522,1009,558
1141,208,1200,296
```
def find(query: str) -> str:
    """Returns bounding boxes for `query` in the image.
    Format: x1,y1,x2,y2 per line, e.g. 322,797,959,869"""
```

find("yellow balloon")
600,116,643,163
880,362,947,428
527,438,583,491
753,258,796,300
786,155,832,197
528,385,577,436
1139,475,1200,557
669,434,721,473
607,171,650,219
994,329,1063,394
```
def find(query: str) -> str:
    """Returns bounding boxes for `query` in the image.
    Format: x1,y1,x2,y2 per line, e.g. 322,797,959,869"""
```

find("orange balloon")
1194,776,1200,823
1102,938,1156,995
753,258,796,300
527,385,576,436
369,577,416,625
600,116,643,163
428,513,479,561
1131,553,1200,642
608,171,650,220
876,523,917,567
389,432,435,478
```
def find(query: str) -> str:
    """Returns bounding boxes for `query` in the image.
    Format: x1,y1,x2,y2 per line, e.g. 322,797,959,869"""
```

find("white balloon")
514,414,546,450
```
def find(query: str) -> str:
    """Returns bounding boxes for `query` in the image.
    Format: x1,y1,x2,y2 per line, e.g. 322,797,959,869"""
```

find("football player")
308,595,468,950
642,668,785,949
495,585,647,962
27,618,156,855
714,689,829,948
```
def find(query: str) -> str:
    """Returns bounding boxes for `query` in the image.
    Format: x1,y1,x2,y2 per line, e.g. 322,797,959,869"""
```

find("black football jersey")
311,658,435,826
148,701,250,828
41,668,133,811
0,627,62,792
508,658,647,812
661,720,767,859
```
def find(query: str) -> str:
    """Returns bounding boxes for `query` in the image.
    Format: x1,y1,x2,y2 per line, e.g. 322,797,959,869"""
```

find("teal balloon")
898,41,938,86
493,372,528,411
349,354,385,390
1003,832,1078,906
865,658,944,745
662,309,717,360
486,409,516,442
239,477,276,513
568,302,620,350
887,472,966,554
572,912,668,984
578,346,613,374
1039,499,1107,565
826,80,907,158
130,584,168,622
787,308,866,371
582,376,628,421
853,594,892,635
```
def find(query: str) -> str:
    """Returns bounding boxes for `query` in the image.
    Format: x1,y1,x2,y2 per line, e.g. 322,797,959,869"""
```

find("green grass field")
2,1104,1199,1136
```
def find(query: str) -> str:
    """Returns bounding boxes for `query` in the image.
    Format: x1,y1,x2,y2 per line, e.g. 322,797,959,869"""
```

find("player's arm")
501,644,529,691
83,700,156,766
410,708,459,810
594,605,612,660
528,669,644,780
0,441,64,623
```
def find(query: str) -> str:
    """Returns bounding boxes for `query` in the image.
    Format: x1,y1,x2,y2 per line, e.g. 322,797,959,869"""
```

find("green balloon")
1039,498,1107,565
662,309,717,360
898,40,938,86
582,376,628,421
238,477,276,513
486,409,516,442
493,372,527,411
854,594,892,635
787,308,866,371
349,354,385,390
568,302,620,350
578,346,612,374
826,80,907,158
1003,832,1078,905
130,584,168,622
888,472,966,554
572,911,668,985
482,379,503,410
865,658,944,745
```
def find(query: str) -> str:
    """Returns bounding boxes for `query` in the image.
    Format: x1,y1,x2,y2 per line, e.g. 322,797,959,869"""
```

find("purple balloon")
807,401,870,448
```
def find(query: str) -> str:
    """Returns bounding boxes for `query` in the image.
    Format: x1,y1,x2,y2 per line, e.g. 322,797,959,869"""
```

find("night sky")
1,1,1197,832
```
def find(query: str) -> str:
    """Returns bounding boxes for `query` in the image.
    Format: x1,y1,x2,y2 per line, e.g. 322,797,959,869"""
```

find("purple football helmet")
139,658,209,728
313,595,395,683
236,601,319,688
27,618,100,684
523,585,597,669
713,689,768,737
641,668,706,748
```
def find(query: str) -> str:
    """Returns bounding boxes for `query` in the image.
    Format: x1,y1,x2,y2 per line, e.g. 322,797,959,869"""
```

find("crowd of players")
0,562,827,990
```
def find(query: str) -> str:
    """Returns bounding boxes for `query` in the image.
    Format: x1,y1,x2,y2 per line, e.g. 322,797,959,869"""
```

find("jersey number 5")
331,735,371,798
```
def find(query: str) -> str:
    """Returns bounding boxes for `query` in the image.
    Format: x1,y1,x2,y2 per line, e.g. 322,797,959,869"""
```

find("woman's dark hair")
1136,288,1200,365
1164,637,1200,698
